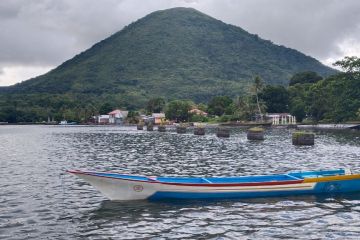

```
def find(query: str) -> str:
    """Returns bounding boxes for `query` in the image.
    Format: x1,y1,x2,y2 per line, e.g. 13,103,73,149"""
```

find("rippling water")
1,125,360,239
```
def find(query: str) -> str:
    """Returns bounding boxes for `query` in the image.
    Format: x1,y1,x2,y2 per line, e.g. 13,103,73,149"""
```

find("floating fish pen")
194,127,205,135
247,127,265,140
216,127,230,138
146,123,154,131
158,125,166,132
176,125,187,134
292,131,314,145
137,123,144,130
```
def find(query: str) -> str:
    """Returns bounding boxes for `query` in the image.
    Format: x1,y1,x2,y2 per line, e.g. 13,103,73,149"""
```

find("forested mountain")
0,7,338,122
2,8,335,101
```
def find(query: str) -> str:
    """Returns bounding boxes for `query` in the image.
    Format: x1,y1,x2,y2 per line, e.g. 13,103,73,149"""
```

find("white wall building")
266,113,296,125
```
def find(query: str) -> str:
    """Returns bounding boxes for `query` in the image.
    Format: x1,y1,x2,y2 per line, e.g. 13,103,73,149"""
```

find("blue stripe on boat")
85,169,345,184
148,178,360,200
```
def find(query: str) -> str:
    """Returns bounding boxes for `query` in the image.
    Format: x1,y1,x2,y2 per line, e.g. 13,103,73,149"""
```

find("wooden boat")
67,169,360,201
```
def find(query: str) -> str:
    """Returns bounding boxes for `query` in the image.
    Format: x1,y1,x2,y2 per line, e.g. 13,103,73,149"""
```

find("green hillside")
0,7,339,122
3,7,335,102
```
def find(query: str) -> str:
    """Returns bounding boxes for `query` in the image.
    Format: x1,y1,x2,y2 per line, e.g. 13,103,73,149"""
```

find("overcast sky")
1,0,360,86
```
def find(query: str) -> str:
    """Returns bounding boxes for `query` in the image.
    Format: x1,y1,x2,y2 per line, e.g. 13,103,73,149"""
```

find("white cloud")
0,65,54,86
323,38,360,68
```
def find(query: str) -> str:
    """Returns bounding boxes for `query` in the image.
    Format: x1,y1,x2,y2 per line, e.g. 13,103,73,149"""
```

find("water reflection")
1,125,360,239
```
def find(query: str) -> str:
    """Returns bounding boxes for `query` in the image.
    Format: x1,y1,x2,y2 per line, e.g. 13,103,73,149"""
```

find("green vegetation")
207,96,233,116
292,131,313,137
0,54,358,124
164,100,193,122
190,114,208,123
287,56,360,123
248,127,264,132
0,8,337,123
259,85,289,113
289,71,323,86
252,76,265,121
186,55,360,124
99,102,114,114
146,97,165,114
333,56,360,73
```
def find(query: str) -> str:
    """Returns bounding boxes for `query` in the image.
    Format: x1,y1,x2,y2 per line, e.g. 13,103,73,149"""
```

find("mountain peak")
4,8,336,104
149,7,207,17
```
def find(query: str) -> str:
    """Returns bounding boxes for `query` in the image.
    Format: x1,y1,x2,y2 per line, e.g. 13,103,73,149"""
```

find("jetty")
297,124,360,130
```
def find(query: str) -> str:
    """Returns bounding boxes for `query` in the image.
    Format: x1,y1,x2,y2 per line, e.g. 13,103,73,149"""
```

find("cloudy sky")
1,0,360,86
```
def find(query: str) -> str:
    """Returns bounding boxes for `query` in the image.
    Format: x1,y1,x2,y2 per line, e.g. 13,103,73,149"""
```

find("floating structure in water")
216,127,230,138
292,131,315,145
194,127,205,135
297,124,360,130
146,123,153,131
158,125,166,132
137,123,144,130
176,125,187,134
247,127,265,140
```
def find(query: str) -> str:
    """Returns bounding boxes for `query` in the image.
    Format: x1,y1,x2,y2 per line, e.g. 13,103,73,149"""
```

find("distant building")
141,115,154,124
59,120,68,125
266,113,296,125
139,113,166,125
108,109,128,125
189,108,208,116
152,113,165,125
97,115,110,124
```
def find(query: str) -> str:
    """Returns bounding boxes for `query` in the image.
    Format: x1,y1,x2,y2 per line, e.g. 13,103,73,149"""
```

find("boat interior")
85,169,346,184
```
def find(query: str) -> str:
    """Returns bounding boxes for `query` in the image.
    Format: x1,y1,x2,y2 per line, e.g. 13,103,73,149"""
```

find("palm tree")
252,75,264,121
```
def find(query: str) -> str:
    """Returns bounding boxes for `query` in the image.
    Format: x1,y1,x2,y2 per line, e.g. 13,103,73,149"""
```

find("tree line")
153,56,360,123
0,56,359,124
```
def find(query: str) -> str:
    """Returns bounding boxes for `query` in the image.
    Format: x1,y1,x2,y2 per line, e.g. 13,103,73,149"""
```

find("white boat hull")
72,172,316,201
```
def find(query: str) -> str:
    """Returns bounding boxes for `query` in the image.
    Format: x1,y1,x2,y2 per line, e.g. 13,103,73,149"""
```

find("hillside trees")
207,96,233,116
260,85,289,113
289,71,323,86
0,8,338,123
165,100,193,122
286,56,360,123
0,57,359,124
146,97,166,114
99,102,114,114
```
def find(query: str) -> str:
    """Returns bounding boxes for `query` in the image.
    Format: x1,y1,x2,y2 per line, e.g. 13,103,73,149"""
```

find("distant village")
59,108,210,126
58,107,297,126
89,109,168,125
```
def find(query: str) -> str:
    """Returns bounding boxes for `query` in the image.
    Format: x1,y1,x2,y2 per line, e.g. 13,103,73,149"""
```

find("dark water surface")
1,125,360,239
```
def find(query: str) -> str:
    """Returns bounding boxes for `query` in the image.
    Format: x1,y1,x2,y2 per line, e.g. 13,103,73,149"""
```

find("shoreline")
1,122,359,131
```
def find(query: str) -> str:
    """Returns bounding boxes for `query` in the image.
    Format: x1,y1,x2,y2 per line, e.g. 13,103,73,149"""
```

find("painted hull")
68,170,360,201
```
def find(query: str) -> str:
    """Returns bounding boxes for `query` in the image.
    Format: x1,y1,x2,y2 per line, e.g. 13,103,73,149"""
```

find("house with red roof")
108,109,128,125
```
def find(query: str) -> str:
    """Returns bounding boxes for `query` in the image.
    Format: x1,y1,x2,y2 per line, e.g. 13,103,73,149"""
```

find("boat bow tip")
66,169,84,174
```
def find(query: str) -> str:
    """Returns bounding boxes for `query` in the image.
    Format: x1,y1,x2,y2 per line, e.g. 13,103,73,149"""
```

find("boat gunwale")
67,170,306,187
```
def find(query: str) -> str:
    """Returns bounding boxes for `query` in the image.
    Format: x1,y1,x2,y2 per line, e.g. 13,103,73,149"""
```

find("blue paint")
148,179,360,200
88,169,346,184
314,179,360,193
288,169,345,179
148,190,315,200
